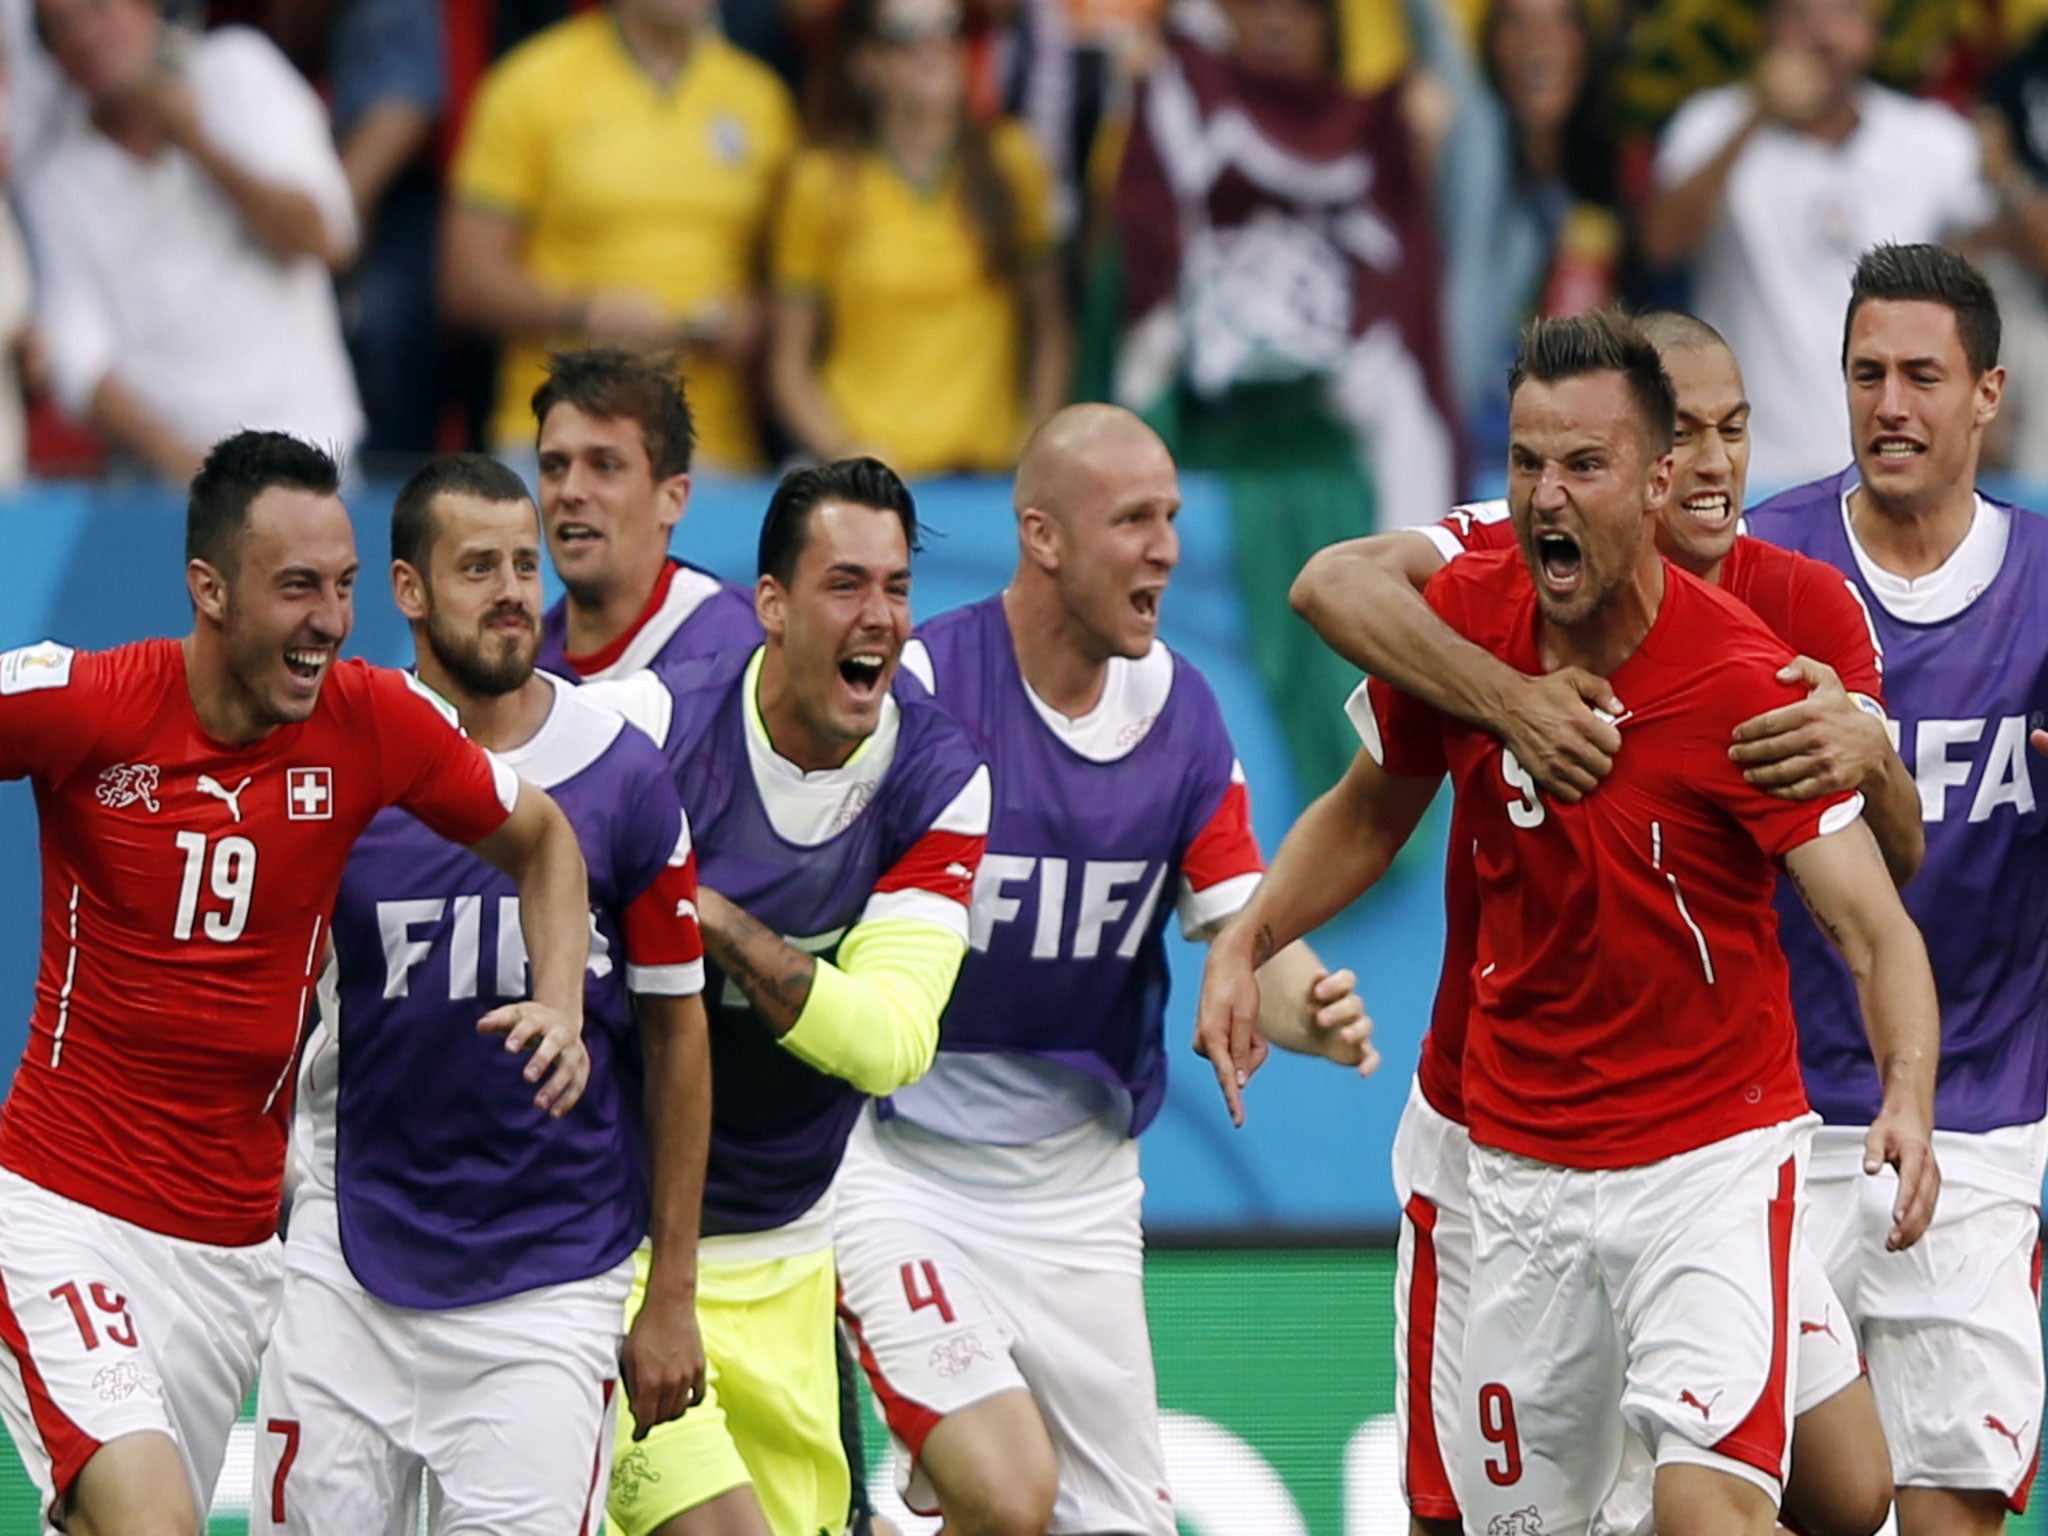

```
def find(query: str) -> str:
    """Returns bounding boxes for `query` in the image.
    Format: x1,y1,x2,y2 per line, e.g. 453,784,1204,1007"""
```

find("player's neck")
754,649,861,772
565,561,668,661
1539,555,1666,676
441,673,556,754
1002,584,1109,719
1848,479,1979,580
181,633,277,746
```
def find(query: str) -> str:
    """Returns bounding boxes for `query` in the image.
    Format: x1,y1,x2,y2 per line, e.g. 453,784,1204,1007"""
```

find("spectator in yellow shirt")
768,0,1072,475
442,0,796,471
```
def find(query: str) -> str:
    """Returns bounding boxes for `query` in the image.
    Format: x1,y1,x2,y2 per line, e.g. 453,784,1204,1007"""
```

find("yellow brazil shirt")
772,120,1054,476
452,13,797,469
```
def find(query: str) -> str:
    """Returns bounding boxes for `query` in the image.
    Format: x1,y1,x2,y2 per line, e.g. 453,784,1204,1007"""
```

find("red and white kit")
0,638,514,1520
1366,552,1862,1533
1385,507,1882,1525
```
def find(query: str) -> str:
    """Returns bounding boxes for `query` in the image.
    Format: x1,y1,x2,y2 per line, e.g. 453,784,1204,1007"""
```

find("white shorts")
1461,1118,1812,1536
251,1192,628,1535
1390,1076,1472,1524
0,1166,282,1527
1591,1252,1867,1536
833,1109,1172,1536
1809,1144,2045,1508
1395,1084,1858,1531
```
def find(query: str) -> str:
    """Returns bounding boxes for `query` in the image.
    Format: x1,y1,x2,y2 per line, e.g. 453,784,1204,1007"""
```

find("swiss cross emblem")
286,767,333,821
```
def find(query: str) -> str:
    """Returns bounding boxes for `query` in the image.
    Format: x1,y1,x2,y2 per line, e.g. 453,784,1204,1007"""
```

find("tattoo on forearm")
1251,923,1278,968
701,900,815,1034
1785,864,1850,950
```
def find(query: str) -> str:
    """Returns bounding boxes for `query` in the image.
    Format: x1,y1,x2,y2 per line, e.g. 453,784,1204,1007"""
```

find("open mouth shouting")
1131,586,1163,625
837,649,891,703
1867,434,1926,468
1533,529,1585,598
551,520,603,553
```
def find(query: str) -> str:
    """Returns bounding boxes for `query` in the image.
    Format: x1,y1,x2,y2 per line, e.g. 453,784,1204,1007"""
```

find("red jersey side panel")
1721,535,1886,702
0,643,513,1246
1393,553,1845,1167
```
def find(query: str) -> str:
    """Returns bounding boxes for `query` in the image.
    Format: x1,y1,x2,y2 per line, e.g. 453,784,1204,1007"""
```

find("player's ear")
1976,364,2007,429
1645,447,1675,514
187,558,228,624
755,573,786,639
391,559,430,623
1018,505,1061,572
655,471,690,536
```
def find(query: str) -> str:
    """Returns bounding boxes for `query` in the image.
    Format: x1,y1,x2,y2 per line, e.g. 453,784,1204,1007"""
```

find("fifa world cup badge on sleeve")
0,640,75,694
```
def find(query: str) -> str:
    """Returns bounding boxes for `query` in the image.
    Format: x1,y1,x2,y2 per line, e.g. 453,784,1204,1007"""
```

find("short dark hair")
186,430,342,572
531,348,695,479
1508,312,1676,453
758,458,921,585
391,453,534,572
1843,242,2001,376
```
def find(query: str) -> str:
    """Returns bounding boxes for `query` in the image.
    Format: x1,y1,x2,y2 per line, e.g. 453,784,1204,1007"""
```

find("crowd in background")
0,0,2044,513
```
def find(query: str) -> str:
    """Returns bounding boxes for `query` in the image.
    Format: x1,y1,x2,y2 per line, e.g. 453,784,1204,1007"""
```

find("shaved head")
1014,404,1173,523
1637,310,1731,362
1007,402,1181,666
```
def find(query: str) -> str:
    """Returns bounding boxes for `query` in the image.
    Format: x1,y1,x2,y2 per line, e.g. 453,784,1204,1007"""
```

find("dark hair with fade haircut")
1843,242,2000,376
758,458,921,585
1508,311,1677,453
186,430,342,572
391,453,535,573
531,347,695,479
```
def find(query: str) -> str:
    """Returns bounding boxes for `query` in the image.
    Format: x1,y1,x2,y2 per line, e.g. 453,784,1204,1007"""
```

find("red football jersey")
1368,552,1856,1167
0,639,517,1245
1412,514,1886,1126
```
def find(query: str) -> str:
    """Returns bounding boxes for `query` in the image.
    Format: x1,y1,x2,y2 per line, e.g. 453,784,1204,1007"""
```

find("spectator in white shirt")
23,0,363,482
1641,0,1992,491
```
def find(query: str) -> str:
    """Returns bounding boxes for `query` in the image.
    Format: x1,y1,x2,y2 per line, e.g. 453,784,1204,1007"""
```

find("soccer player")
252,456,711,1533
0,431,591,1536
831,403,1373,1536
1743,243,2048,1536
533,347,761,680
587,457,990,1536
1291,314,1914,1536
1204,313,1942,1536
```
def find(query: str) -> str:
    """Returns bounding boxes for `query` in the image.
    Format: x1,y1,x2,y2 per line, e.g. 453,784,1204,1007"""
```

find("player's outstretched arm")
1291,533,1621,801
1731,657,1924,885
1196,748,1438,1126
1782,822,1942,1250
623,992,711,1441
470,781,593,1116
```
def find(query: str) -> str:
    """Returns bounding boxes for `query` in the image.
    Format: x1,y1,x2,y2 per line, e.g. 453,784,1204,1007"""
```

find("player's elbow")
1881,817,1926,888
843,1014,938,1097
1289,546,1347,624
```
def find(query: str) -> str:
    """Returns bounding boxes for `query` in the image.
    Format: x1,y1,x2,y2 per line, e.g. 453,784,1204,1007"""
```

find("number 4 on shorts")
899,1260,956,1324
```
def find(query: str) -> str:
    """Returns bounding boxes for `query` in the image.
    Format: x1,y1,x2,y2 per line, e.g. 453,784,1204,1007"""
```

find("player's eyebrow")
276,561,360,586
825,561,911,583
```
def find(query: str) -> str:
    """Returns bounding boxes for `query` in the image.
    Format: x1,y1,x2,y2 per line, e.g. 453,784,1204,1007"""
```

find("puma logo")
1679,1389,1724,1421
1986,1415,2031,1459
1800,1309,1840,1345
196,774,252,823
